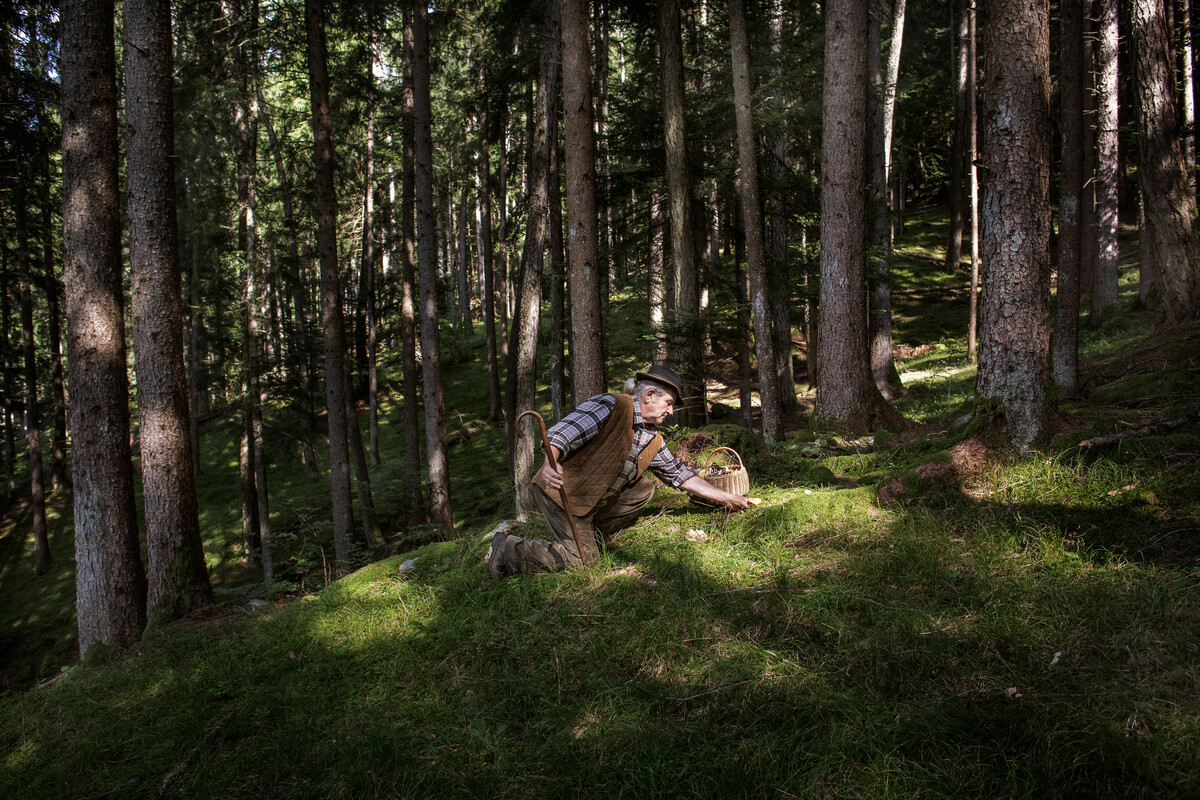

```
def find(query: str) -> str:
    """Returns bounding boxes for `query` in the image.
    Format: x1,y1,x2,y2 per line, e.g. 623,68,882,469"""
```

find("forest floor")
1,208,1199,797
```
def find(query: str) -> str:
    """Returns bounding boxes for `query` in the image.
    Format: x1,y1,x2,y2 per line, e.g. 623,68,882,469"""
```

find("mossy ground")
1,208,1197,797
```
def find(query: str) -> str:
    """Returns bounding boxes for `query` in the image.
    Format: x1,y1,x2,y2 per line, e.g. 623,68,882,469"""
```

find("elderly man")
489,364,753,578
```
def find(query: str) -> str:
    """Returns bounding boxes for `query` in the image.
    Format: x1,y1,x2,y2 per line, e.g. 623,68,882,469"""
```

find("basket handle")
703,446,745,472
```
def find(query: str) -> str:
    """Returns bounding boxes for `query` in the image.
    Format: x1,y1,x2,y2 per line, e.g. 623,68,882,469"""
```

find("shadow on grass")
4,478,1193,799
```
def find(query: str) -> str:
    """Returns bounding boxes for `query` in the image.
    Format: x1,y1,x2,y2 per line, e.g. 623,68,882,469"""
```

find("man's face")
641,387,676,424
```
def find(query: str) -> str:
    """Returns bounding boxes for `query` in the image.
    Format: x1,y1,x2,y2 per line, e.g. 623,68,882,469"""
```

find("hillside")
1,214,1198,798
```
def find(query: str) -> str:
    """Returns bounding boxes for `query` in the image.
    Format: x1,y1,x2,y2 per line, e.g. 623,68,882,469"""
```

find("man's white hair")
624,376,671,401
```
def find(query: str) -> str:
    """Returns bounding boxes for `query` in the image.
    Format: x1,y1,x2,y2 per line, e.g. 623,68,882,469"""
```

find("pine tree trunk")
564,0,606,401
813,0,898,434
125,0,212,618
306,0,356,570
649,190,668,364
344,360,379,547
947,0,969,271
0,242,15,499
977,0,1054,450
967,0,980,362
767,0,797,417
549,106,567,422
1054,0,1085,397
40,157,68,492
1131,0,1200,325
477,76,502,424
412,0,454,537
401,8,424,521
1092,0,1121,325
62,0,147,655
660,0,705,422
730,0,782,441
364,27,380,466
868,0,905,400
14,173,50,573
506,0,559,521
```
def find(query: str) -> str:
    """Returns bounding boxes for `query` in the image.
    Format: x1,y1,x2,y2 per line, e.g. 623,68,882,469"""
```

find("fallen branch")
156,708,237,798
87,778,138,800
1079,415,1197,449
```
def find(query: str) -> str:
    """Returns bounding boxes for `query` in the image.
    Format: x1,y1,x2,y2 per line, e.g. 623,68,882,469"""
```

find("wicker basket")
702,446,750,495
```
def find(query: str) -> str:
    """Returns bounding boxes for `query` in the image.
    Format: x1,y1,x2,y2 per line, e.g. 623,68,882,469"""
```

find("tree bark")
400,8,424,521
506,0,559,521
868,0,906,400
976,0,1054,450
947,0,969,271
477,73,502,424
14,171,50,573
767,0,797,417
730,0,782,441
412,0,454,537
40,155,68,493
660,0,705,422
1131,0,1200,325
62,0,147,655
1054,0,1085,397
813,0,899,434
1092,0,1121,325
967,0,980,362
306,0,356,570
125,0,213,617
649,190,668,364
363,24,380,466
564,0,606,401
549,103,567,422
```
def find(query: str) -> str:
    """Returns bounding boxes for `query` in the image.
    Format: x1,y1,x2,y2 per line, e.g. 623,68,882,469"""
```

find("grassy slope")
1,209,1198,798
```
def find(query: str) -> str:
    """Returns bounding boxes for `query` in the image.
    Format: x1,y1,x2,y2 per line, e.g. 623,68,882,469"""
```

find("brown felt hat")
634,364,684,403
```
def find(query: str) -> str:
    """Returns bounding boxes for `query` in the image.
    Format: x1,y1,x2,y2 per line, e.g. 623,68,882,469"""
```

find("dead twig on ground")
1079,415,1197,450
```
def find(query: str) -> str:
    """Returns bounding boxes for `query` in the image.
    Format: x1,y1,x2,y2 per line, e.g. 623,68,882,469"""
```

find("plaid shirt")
546,394,696,498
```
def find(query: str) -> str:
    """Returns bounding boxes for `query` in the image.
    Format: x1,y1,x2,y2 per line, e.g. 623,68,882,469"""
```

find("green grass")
1,207,1198,797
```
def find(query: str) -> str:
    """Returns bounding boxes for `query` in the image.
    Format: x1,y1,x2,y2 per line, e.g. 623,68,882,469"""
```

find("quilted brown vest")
532,394,662,515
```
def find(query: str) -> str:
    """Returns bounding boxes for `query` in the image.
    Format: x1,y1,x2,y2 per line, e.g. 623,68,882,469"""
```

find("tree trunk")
62,0,147,655
767,0,797,417
868,0,906,400
1054,0,1085,397
1,237,15,499
564,0,606,401
977,0,1054,450
506,0,559,521
732,197,754,430
660,0,705,422
549,104,567,422
967,0,980,362
412,0,454,537
125,0,212,617
41,156,68,493
730,0,782,440
306,0,356,570
14,173,50,573
1131,0,1200,325
813,0,899,434
1092,0,1121,325
457,161,472,333
401,8,424,521
947,0,969,271
649,190,668,364
477,74,502,424
364,26,380,466
344,360,380,547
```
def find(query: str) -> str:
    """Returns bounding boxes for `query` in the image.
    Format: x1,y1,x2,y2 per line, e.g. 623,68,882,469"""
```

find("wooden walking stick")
518,410,590,565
